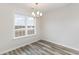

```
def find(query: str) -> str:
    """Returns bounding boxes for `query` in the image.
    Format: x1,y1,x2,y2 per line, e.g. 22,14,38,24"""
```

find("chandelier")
32,3,43,17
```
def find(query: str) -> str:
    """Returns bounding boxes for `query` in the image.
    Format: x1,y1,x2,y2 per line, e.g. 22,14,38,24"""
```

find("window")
14,14,36,39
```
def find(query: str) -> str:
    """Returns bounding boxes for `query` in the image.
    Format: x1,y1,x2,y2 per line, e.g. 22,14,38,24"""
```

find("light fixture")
32,3,43,17
32,12,35,16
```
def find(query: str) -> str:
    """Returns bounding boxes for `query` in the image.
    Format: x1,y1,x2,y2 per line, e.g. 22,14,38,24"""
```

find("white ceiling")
24,3,70,12
7,3,70,16
0,3,70,13
8,3,70,13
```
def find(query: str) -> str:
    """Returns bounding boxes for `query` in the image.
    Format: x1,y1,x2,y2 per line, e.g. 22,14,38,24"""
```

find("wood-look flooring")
3,40,79,55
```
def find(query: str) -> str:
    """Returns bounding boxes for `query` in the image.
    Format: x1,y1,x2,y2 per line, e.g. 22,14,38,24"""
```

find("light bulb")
37,11,40,15
40,13,42,16
32,12,35,16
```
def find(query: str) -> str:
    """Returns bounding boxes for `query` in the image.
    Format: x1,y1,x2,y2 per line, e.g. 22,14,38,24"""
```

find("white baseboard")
0,39,40,55
43,39,79,52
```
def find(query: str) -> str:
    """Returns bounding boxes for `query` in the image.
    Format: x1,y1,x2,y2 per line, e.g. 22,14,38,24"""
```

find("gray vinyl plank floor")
3,40,79,55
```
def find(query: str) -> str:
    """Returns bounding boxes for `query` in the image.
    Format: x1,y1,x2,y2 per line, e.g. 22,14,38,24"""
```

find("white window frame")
13,13,36,39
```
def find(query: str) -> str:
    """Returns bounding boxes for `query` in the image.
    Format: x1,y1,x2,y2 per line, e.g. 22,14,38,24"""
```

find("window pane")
14,14,26,37
15,14,26,29
15,30,25,37
26,17,36,35
27,29,35,35
26,17,35,26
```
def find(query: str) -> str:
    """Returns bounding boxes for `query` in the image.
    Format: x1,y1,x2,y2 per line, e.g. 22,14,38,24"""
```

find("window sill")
14,34,36,39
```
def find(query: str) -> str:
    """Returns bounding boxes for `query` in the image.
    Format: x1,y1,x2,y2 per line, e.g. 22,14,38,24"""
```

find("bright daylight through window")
14,14,36,39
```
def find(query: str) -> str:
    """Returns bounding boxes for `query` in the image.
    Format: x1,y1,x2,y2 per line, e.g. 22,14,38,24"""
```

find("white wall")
41,4,79,50
0,4,40,54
